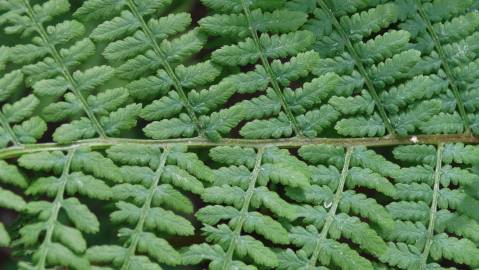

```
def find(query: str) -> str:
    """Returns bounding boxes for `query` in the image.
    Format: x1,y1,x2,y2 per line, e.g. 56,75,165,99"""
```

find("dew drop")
324,201,332,209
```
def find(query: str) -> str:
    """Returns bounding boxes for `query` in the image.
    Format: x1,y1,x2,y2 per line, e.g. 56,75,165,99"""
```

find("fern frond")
399,0,479,135
11,147,114,269
76,0,235,141
0,160,27,246
0,68,45,148
279,144,396,270
382,143,479,269
198,0,341,139
0,1,478,269
88,144,209,269
293,0,479,138
0,0,140,143
296,1,413,137
184,146,309,269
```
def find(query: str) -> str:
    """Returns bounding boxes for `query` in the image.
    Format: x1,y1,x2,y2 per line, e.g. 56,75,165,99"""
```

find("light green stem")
415,1,471,134
317,0,396,136
35,149,76,270
21,0,107,138
0,111,20,146
239,0,304,137
419,143,444,268
222,147,265,269
308,146,353,268
126,0,204,136
120,146,170,270
0,134,477,160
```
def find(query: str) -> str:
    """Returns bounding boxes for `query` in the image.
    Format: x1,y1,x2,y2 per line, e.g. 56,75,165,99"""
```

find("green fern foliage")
76,0,241,141
291,0,479,137
88,144,212,269
0,0,141,144
0,0,477,142
0,0,479,269
0,55,45,148
400,0,479,135
199,0,342,139
183,146,310,269
13,147,116,269
0,160,27,247
381,143,479,269
278,144,398,270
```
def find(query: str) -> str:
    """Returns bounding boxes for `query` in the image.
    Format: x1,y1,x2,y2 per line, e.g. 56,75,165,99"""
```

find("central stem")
21,0,107,138
222,147,265,269
35,149,76,270
0,134,477,160
0,111,19,146
419,143,444,268
414,0,471,134
317,0,396,136
120,146,170,270
126,0,204,136
239,0,304,137
308,146,353,268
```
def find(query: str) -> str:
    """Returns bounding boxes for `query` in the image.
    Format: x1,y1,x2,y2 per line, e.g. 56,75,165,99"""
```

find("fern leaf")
394,144,437,165
52,118,95,143
183,243,257,270
380,242,422,270
111,201,194,236
251,186,298,220
329,90,374,115
340,3,403,41
0,1,478,269
131,230,181,265
143,114,196,139
299,144,345,167
336,114,386,137
0,70,45,146
347,167,396,196
443,143,479,164
196,205,240,225
278,249,328,270
240,114,292,139
0,222,11,247
78,0,220,140
202,185,245,209
210,146,256,168
198,1,326,139
185,146,309,268
0,0,142,143
329,213,387,257
284,145,398,269
420,112,464,134
340,191,395,229
430,233,479,266
202,107,245,142
387,201,430,222
392,100,443,136
162,165,204,194
320,239,373,270
29,242,90,270
89,144,207,269
436,210,479,242
100,103,142,136
12,148,116,269
355,30,411,64
0,187,25,212
62,197,99,233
